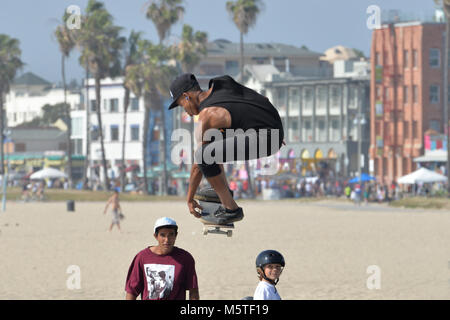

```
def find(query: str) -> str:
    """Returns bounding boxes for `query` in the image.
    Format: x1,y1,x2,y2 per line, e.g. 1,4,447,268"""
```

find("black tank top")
198,76,284,140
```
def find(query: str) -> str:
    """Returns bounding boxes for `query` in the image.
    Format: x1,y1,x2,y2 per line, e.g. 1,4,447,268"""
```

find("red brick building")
370,21,446,184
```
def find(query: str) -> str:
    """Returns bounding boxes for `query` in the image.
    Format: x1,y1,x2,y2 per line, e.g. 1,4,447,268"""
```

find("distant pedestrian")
104,188,123,232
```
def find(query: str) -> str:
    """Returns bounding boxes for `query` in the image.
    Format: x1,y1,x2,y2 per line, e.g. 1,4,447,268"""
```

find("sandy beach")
1,199,450,300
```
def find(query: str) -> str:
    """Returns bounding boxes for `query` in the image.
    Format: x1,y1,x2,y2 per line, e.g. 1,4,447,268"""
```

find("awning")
413,150,447,163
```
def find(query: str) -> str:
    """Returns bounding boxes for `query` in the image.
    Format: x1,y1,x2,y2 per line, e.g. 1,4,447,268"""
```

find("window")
225,60,239,72
384,87,389,101
403,86,409,104
429,48,440,67
376,86,382,100
130,98,139,111
430,85,439,104
91,126,99,141
404,121,409,139
413,85,418,103
429,120,440,132
304,120,311,129
412,121,418,139
15,143,26,152
58,142,67,151
375,52,381,65
412,49,418,68
110,125,119,141
90,100,97,112
71,117,83,136
404,50,409,68
303,87,314,111
110,98,119,112
130,125,140,141
330,86,341,109
317,86,327,111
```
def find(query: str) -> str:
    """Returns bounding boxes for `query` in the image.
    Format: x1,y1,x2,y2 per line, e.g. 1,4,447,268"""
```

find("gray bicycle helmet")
255,250,285,285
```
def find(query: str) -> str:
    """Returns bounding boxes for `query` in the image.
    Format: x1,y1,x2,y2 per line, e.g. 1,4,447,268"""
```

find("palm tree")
77,0,125,190
120,30,143,190
145,0,185,195
145,0,185,45
125,40,177,194
172,24,208,165
226,0,264,198
226,0,263,82
0,34,23,177
55,11,77,188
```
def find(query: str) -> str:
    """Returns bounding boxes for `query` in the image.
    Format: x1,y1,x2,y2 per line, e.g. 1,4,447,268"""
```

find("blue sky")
0,0,435,83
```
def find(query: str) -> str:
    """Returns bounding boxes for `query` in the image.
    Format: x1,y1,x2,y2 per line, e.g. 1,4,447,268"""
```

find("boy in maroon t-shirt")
125,217,199,300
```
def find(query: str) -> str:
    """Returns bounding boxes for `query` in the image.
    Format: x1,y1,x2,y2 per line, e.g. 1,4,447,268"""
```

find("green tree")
145,0,185,195
226,0,263,81
146,0,185,45
120,30,143,190
20,103,69,127
55,11,77,188
77,0,125,190
226,0,264,198
125,40,177,194
0,34,23,175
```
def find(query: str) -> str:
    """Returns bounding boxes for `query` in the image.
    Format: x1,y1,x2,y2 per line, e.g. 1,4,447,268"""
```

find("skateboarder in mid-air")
168,73,284,225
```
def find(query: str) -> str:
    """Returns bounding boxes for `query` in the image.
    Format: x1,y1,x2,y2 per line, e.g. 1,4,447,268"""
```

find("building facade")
243,65,370,178
5,72,82,127
370,21,447,184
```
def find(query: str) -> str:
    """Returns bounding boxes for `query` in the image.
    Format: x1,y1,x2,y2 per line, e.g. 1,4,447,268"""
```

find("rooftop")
207,39,323,58
13,72,51,87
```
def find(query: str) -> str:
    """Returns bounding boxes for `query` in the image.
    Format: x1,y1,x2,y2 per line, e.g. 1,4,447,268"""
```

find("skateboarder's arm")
189,288,199,300
187,164,202,201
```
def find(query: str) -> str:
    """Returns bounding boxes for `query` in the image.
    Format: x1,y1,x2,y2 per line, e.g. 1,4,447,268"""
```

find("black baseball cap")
168,73,200,110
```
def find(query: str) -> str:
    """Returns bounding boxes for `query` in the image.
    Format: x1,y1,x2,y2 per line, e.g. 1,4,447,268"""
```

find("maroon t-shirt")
125,246,198,300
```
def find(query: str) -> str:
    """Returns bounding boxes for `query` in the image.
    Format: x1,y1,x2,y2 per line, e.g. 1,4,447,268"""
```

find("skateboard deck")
194,193,235,237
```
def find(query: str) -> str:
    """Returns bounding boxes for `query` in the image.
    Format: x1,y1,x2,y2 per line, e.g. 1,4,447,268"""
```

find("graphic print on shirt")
144,264,175,299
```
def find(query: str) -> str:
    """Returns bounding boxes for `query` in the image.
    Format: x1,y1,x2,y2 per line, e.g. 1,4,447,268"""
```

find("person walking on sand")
104,188,122,232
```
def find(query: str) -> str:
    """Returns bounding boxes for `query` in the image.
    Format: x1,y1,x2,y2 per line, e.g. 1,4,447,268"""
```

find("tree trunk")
160,98,168,196
83,65,91,189
62,54,73,188
239,31,254,198
121,87,130,190
95,76,110,190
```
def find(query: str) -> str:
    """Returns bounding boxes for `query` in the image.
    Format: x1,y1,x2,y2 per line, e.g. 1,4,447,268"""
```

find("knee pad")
194,144,222,178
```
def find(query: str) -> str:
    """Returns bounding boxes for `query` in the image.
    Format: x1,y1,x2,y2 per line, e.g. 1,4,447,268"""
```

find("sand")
0,199,450,300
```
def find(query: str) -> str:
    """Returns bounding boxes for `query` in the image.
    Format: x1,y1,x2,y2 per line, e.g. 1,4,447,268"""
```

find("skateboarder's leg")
204,165,238,211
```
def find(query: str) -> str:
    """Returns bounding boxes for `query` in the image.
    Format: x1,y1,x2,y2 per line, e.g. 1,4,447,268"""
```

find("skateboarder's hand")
187,199,202,218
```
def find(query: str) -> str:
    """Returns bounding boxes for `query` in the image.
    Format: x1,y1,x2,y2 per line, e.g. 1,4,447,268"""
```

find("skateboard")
194,189,235,237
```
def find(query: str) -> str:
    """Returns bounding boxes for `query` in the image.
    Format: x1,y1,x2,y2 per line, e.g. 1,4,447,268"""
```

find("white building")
5,72,82,127
71,77,144,182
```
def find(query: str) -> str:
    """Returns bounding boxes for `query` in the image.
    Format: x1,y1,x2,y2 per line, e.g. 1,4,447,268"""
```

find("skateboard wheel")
227,230,232,237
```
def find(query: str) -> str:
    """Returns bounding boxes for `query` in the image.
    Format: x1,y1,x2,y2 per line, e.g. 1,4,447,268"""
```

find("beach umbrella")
30,168,67,180
348,173,375,183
